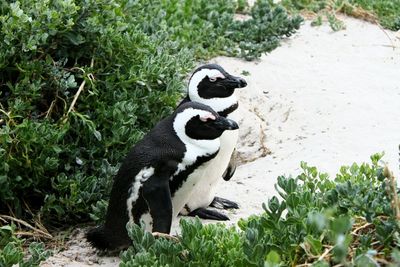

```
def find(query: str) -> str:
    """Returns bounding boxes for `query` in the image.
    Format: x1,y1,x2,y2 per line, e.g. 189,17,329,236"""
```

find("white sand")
212,16,400,225
41,16,400,266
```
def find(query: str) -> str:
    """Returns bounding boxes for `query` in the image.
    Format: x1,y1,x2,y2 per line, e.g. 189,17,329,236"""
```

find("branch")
63,57,95,121
66,78,86,116
318,246,333,262
384,165,400,221
0,215,53,239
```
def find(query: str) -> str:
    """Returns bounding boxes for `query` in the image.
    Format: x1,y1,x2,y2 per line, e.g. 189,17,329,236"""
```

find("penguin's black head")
173,102,238,141
188,64,247,102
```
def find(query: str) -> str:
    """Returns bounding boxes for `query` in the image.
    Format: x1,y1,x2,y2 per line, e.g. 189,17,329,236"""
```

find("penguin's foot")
210,197,239,210
188,208,229,221
152,232,179,242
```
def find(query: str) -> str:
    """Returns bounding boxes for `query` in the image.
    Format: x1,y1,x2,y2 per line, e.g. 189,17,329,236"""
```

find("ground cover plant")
0,0,301,264
0,224,51,267
281,0,400,31
121,154,400,266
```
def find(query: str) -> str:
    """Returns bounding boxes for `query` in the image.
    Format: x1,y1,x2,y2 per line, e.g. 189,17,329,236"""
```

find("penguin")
178,64,247,221
86,101,239,250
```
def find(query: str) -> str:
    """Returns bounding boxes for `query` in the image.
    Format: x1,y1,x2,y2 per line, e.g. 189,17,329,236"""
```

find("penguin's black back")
87,114,185,250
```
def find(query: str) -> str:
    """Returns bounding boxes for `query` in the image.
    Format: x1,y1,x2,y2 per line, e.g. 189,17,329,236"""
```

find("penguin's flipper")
143,180,173,233
188,208,229,221
222,149,237,181
210,196,239,209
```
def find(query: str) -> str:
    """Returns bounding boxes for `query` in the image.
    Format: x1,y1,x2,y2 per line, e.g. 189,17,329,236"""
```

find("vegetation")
1,0,398,265
121,154,400,266
281,0,400,31
0,224,51,267
0,0,301,224
0,0,301,264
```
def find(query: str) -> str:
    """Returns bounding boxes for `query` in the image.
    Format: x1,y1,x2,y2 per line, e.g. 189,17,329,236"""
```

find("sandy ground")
41,16,400,266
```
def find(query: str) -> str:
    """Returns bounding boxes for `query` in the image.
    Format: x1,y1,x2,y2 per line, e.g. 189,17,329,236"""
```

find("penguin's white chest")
171,139,220,218
182,129,239,212
171,161,213,218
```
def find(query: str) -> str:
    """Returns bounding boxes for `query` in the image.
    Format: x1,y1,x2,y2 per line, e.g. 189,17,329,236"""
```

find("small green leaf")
265,250,280,264
304,235,322,255
93,130,102,141
354,254,379,267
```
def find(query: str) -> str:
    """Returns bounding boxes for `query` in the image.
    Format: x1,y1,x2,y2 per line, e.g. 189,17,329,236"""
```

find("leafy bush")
121,154,400,266
121,220,247,267
0,0,191,225
349,0,400,30
0,0,301,226
121,0,303,60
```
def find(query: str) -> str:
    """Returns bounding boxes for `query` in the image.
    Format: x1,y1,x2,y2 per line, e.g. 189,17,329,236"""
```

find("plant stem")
64,57,94,121
384,165,400,221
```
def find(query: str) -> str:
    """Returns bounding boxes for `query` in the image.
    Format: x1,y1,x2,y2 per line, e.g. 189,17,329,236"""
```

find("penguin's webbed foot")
210,197,239,210
188,208,229,221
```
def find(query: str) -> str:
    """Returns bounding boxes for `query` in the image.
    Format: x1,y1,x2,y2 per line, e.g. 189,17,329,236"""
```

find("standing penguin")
86,102,238,250
179,64,247,220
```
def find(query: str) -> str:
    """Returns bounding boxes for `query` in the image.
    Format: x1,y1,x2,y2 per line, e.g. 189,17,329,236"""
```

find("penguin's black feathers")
86,101,237,250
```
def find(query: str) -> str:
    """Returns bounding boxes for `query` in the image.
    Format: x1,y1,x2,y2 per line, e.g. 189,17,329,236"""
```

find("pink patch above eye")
200,113,216,122
210,72,225,79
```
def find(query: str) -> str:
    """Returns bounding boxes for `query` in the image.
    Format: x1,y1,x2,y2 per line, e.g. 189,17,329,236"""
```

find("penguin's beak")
225,75,247,89
212,117,239,131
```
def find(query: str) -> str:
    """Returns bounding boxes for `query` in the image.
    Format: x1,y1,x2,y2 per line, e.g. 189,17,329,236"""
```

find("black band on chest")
218,103,238,118
169,152,218,197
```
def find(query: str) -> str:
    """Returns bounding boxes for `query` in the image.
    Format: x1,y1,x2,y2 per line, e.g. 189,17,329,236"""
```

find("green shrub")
0,0,301,226
349,0,400,30
123,0,302,60
121,220,247,267
0,0,193,225
229,1,303,59
121,154,400,266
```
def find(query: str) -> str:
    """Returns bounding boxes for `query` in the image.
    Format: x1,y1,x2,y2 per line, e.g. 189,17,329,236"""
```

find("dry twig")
0,214,53,239
63,57,95,121
152,232,179,242
351,222,373,236
384,165,400,221
318,246,333,262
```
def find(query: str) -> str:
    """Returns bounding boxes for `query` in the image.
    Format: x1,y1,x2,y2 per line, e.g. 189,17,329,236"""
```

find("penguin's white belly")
171,161,212,218
182,128,239,213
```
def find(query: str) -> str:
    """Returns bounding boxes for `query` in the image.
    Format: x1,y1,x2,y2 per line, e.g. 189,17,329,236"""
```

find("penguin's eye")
209,77,217,82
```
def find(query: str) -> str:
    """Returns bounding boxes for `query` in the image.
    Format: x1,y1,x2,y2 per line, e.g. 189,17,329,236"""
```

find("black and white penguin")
179,64,247,221
86,101,238,250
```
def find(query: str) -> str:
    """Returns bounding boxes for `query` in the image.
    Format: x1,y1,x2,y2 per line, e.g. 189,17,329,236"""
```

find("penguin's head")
187,64,247,114
173,102,239,142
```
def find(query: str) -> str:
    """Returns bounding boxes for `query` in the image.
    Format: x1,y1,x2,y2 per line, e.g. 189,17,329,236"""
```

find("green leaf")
331,216,352,235
268,196,280,213
354,254,379,267
265,250,280,265
93,130,102,141
304,235,323,255
64,32,86,45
